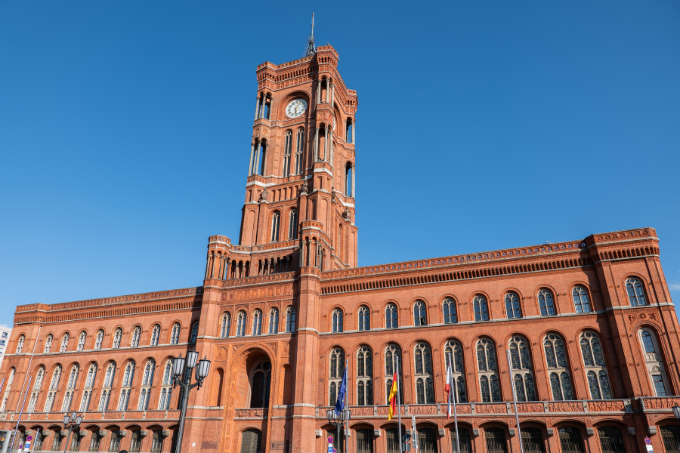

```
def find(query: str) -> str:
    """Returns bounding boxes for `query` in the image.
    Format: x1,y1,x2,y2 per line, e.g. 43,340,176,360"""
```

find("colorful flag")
445,360,452,419
334,364,347,416
387,370,398,420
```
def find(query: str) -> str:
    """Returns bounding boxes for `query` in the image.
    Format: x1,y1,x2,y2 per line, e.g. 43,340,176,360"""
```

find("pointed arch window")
27,366,45,412
413,301,427,326
44,334,53,353
476,338,501,402
294,129,304,175
329,348,345,405
131,326,141,347
16,335,25,354
384,344,403,404
221,313,231,338
251,139,267,176
473,295,489,321
443,298,458,324
385,303,398,329
444,340,467,403
638,329,670,396
271,211,281,242
572,286,592,313
345,163,353,197
118,361,135,411
189,322,199,344
288,209,299,240
544,333,574,400
626,278,647,306
77,331,87,351
505,292,522,319
94,330,104,350
285,307,296,332
250,361,271,408
237,311,247,337
358,306,370,331
332,309,344,333
138,359,155,410
414,342,434,404
44,365,62,412
282,130,292,177
356,346,373,406
170,323,181,344
113,328,122,348
97,362,116,411
0,368,15,412
79,363,97,411
509,336,537,402
538,289,556,316
580,331,613,399
269,308,279,334
158,361,173,410
252,309,263,336
150,325,160,346
60,333,69,352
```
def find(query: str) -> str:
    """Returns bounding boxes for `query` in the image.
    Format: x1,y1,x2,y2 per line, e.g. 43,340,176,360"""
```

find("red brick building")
1,38,679,453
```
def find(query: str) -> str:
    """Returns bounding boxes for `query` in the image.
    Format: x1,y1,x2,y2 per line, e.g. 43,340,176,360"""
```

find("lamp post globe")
673,405,680,420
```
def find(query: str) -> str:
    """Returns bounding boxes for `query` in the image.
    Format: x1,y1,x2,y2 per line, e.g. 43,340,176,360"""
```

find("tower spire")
304,13,316,57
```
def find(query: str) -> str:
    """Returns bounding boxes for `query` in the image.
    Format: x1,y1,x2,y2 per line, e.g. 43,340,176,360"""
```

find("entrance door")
240,429,262,453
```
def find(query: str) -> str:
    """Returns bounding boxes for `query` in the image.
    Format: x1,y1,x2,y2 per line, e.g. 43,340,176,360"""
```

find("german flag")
387,370,398,420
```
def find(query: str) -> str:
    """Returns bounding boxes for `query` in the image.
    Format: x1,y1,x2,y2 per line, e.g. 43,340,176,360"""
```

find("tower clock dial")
286,99,308,118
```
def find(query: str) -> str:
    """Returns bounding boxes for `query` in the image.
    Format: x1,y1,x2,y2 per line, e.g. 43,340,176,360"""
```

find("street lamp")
172,352,211,453
326,409,351,453
62,411,82,453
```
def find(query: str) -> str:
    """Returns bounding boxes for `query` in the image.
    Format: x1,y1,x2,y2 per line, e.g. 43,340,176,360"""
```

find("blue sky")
1,1,679,328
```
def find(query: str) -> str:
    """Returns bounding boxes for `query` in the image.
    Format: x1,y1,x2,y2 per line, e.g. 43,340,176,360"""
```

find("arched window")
473,295,489,321
150,325,160,346
16,335,25,354
170,323,181,344
572,286,592,313
329,348,345,405
131,326,141,347
288,209,299,240
250,361,272,408
94,330,104,350
660,426,680,453
269,308,279,334
113,328,122,348
237,312,247,336
505,292,522,319
356,346,373,406
332,309,344,333
118,361,135,411
358,306,370,331
294,129,304,175
44,334,53,353
346,119,353,144
558,428,584,453
414,342,434,404
476,337,501,402
79,363,97,411
252,309,263,336
384,343,403,404
598,427,626,453
485,428,507,453
509,336,536,401
97,362,116,411
282,130,292,177
252,139,267,176
538,289,556,316
44,365,62,412
413,301,427,326
271,211,281,242
450,428,472,453
639,328,670,396
443,298,458,324
77,331,86,351
285,306,296,332
60,333,70,352
345,163,353,197
221,313,231,338
189,322,199,344
27,366,45,412
444,340,467,403
626,278,647,306
385,303,398,329
138,359,155,410
580,331,613,399
0,368,15,412
544,333,574,400
158,361,173,410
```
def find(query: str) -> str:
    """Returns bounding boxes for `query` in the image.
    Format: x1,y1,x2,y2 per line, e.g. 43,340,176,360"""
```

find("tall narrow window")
170,323,181,345
16,335,25,354
258,141,267,175
250,361,271,408
345,163,353,197
158,361,173,410
109,430,121,452
580,331,613,399
346,119,353,144
509,336,537,402
44,365,62,412
358,306,370,331
572,286,592,313
538,289,556,316
221,313,231,338
414,342,434,404
282,131,292,177
60,333,70,352
443,298,458,324
131,326,141,347
285,307,296,332
269,308,279,334
97,362,116,411
189,322,199,344
626,278,647,306
79,363,97,412
444,340,467,403
384,344,404,404
112,328,122,349
473,295,489,321
329,348,345,405
505,292,522,319
252,310,263,336
237,312,247,336
250,140,260,175
288,209,299,240
294,129,304,175
138,359,155,410
94,330,104,350
476,338,501,402
0,368,15,412
598,427,626,453
544,333,574,400
118,361,135,411
27,366,45,412
332,309,344,333
44,334,53,353
385,303,398,329
413,301,427,326
271,211,280,242
77,332,87,351
639,328,670,396
150,325,160,346
150,431,164,453
356,346,373,406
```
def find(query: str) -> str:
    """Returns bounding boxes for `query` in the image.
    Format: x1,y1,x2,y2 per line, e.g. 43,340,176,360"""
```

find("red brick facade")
1,45,679,453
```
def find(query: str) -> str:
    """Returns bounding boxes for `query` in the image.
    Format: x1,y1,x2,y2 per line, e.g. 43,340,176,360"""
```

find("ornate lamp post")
172,352,211,453
326,408,351,453
62,412,82,453
673,405,680,420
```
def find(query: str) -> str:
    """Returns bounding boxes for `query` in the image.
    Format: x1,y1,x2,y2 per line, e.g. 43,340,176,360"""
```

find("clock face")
286,99,307,118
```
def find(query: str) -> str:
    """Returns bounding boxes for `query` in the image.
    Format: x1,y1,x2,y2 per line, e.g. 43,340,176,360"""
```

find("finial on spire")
304,13,316,57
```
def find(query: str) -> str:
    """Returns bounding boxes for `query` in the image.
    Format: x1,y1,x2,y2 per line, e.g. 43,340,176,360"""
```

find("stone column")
323,125,328,162
254,95,260,120
204,254,211,279
248,141,255,175
313,127,319,162
329,129,333,164
352,166,356,198
330,82,335,110
316,79,322,105
352,119,355,145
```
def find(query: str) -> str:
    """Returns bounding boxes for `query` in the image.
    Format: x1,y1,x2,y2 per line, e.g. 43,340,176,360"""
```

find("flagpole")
396,355,403,453
448,353,461,453
507,350,525,453
344,358,348,453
